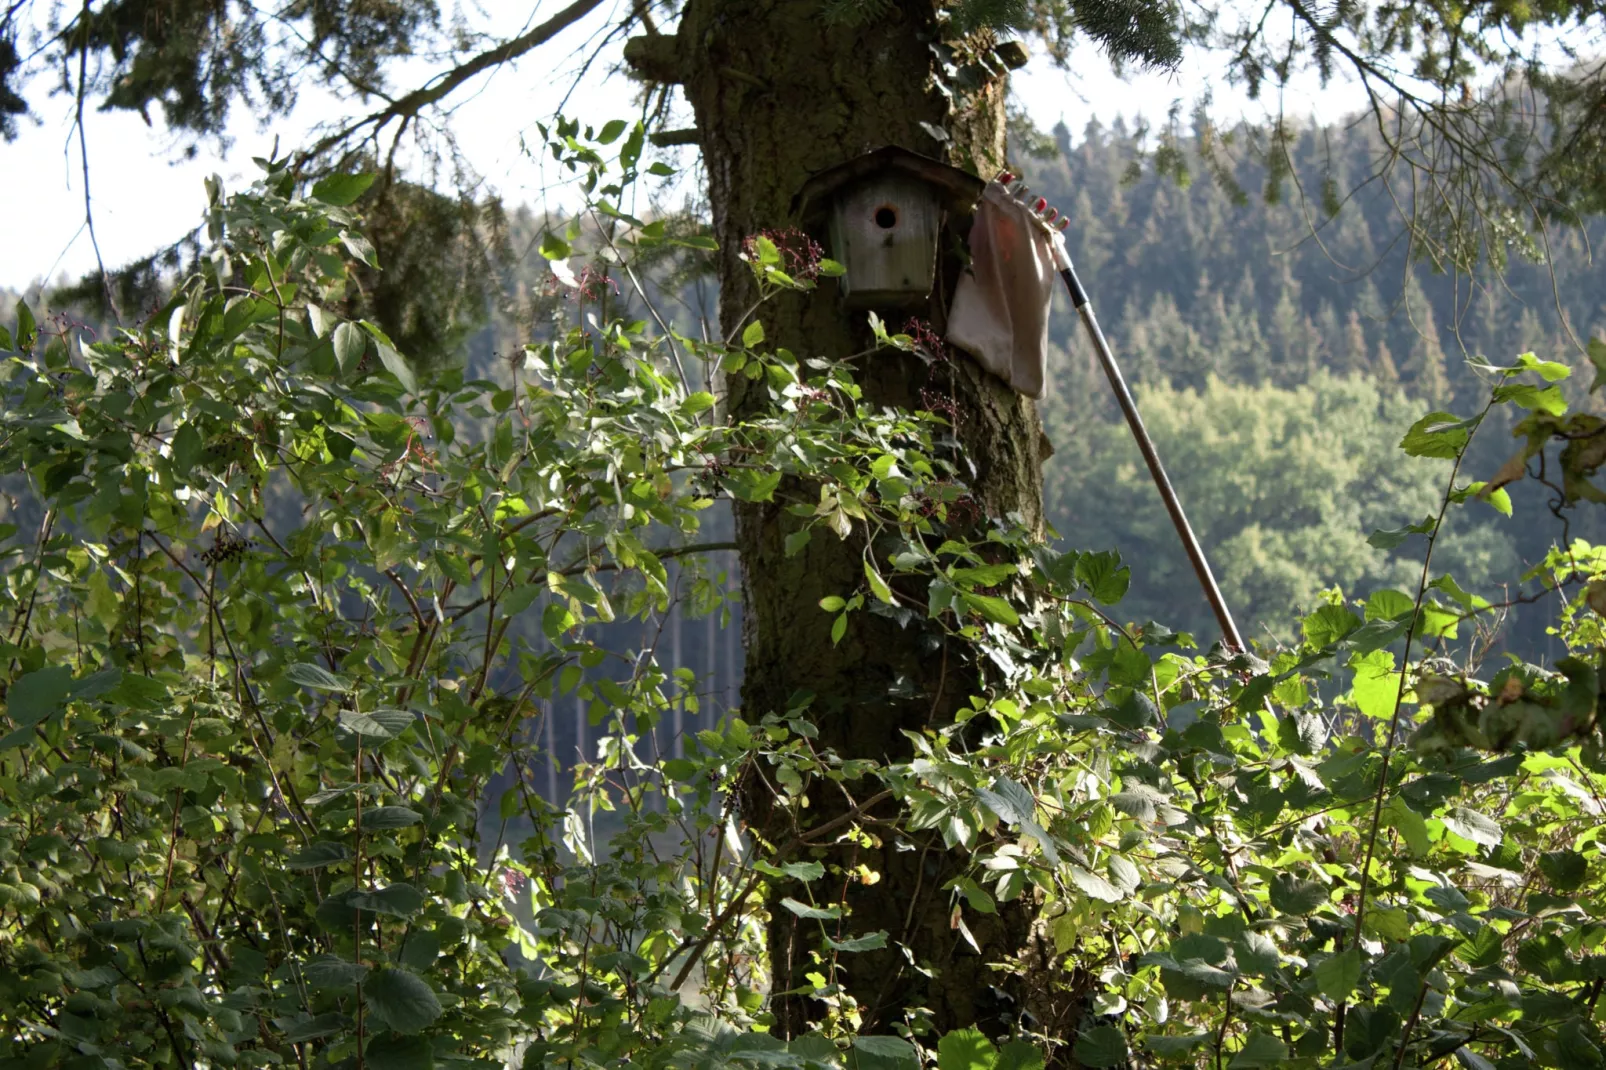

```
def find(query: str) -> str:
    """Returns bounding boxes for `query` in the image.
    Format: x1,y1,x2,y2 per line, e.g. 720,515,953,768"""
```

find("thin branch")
70,0,119,322
296,0,609,165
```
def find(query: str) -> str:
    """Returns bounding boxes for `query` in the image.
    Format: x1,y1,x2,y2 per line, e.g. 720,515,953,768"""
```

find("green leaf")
742,320,765,347
15,299,35,350
281,1012,351,1043
1368,516,1436,550
1314,947,1362,1001
755,860,826,882
1227,1031,1287,1069
4,666,74,727
820,596,846,612
962,593,1019,627
1068,865,1123,903
365,1034,433,1070
342,231,380,267
1073,1026,1128,1068
682,391,716,415
851,1036,919,1070
286,842,352,870
1302,604,1360,647
1384,796,1430,856
1441,807,1501,847
1363,906,1411,942
1350,649,1401,718
376,342,417,393
363,968,442,1034
171,422,203,476
781,897,841,919
826,930,888,952
339,709,414,740
1269,873,1328,915
399,931,441,971
994,1041,1044,1070
333,320,366,372
286,662,350,691
1590,337,1606,391
1076,550,1130,604
362,806,423,830
350,883,424,917
311,172,376,206
1516,352,1572,381
865,561,894,604
1539,849,1588,892
1400,412,1477,458
785,528,812,557
1143,1034,1209,1059
303,954,370,988
597,119,628,144
539,232,571,259
1365,589,1415,621
1235,931,1279,974
937,1028,998,1070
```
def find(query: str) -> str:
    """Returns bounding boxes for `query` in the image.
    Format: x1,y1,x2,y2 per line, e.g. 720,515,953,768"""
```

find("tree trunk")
632,0,1052,1040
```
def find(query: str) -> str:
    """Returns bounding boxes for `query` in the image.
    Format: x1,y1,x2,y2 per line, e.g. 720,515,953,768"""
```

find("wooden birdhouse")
795,146,984,309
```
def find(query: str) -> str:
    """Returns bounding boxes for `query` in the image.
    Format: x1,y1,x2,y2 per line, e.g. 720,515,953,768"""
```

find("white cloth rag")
947,181,1067,399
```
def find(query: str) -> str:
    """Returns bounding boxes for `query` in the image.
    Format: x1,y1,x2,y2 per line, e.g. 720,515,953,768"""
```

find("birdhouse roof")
793,145,985,223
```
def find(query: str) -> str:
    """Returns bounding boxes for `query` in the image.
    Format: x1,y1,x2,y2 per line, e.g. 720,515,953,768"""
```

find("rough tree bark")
629,0,1055,1042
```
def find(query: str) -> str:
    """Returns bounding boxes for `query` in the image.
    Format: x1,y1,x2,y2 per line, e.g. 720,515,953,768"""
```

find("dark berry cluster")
903,317,948,362
200,534,252,566
918,387,962,428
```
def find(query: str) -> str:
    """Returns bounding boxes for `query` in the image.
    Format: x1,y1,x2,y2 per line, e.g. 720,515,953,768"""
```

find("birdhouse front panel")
826,175,941,308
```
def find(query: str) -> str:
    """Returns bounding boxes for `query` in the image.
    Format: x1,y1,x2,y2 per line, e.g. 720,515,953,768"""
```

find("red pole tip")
1056,218,1071,231
1043,207,1059,223
1033,197,1048,212
996,170,1015,184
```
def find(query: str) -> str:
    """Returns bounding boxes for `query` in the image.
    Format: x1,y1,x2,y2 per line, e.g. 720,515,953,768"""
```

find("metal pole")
1056,260,1246,653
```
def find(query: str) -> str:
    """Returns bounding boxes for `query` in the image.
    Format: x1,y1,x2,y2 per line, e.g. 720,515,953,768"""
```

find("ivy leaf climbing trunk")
630,0,1054,1040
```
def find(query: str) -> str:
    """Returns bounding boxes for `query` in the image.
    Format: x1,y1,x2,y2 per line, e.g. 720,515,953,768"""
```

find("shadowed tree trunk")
629,0,1054,1041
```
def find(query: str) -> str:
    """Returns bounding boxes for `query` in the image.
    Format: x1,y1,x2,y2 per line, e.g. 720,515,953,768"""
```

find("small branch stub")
624,34,688,84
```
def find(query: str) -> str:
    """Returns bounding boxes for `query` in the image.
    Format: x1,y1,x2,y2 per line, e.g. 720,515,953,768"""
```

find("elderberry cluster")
199,534,252,566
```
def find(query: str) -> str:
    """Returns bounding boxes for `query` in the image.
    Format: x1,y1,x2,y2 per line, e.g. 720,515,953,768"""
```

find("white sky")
0,3,1372,292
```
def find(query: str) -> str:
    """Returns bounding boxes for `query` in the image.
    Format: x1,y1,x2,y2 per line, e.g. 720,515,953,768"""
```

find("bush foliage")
2,127,1606,1070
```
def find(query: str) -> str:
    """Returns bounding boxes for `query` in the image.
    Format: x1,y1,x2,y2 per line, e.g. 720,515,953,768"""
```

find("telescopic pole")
998,173,1247,653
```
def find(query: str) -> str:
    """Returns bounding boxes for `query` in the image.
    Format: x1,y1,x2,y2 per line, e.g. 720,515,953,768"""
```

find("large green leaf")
364,1034,433,1070
937,1028,997,1070
362,806,423,829
1072,1026,1129,1068
851,1036,919,1070
311,172,377,206
364,968,442,1034
1269,873,1329,915
1227,1031,1288,1068
4,666,74,727
285,662,350,691
1314,947,1362,1000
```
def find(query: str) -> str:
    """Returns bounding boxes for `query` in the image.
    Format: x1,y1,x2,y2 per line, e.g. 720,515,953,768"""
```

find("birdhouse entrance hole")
793,145,984,309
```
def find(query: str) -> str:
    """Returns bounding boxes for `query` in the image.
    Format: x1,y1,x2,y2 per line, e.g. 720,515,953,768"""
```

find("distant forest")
1028,115,1606,652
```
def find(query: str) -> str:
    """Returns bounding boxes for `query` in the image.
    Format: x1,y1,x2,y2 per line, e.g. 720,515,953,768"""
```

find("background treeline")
1031,115,1606,651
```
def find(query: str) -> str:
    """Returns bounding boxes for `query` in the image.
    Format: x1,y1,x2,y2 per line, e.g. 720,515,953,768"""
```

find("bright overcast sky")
0,3,1370,292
